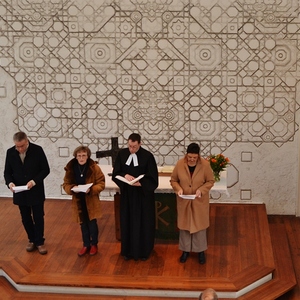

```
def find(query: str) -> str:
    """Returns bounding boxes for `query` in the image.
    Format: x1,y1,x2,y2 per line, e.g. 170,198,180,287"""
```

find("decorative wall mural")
0,0,299,212
0,0,299,162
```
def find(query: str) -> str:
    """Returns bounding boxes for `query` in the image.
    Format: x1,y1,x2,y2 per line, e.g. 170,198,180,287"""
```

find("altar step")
0,221,296,300
0,199,297,299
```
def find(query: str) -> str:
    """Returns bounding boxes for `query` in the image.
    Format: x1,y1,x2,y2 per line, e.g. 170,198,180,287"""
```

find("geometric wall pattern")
0,0,299,213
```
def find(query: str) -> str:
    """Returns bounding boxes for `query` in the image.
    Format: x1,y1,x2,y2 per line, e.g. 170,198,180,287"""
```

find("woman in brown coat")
170,143,214,264
63,146,105,257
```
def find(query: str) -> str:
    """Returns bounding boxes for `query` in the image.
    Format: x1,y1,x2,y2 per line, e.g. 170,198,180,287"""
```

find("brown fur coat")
63,158,105,223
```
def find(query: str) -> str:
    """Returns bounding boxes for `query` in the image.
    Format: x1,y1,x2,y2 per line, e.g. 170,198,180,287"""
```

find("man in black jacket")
4,131,50,254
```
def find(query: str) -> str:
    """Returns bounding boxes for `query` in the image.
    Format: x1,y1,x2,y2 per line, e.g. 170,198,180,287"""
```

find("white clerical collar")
126,153,138,166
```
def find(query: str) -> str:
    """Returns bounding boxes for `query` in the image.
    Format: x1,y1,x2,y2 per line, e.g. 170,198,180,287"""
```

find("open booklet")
115,174,144,185
12,185,29,193
179,194,196,200
71,183,93,193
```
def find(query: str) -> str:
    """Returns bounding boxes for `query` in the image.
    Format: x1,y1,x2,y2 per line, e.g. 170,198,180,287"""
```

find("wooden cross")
96,137,120,166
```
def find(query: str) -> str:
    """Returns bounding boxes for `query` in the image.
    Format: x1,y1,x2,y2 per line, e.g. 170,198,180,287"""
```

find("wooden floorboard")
269,216,300,300
238,221,296,300
0,198,297,299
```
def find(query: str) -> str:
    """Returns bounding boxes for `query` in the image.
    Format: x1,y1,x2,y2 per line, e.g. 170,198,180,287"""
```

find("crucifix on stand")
96,137,120,167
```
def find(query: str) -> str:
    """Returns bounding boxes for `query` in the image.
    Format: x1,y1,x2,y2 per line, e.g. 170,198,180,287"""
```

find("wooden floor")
0,198,297,299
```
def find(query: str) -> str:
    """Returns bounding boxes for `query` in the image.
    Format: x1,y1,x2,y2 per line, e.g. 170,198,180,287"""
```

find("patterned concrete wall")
0,0,299,214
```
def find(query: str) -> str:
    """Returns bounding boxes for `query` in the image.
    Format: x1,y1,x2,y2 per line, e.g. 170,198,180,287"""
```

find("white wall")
0,1,299,214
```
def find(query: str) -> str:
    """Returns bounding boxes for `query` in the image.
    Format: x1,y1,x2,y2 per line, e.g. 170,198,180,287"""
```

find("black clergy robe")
112,147,158,260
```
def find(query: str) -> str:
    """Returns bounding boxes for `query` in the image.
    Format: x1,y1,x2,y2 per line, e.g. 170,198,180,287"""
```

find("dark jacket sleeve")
4,142,50,205
30,145,50,185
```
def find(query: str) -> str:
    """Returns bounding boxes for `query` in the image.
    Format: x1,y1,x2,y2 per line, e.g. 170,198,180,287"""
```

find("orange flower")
207,154,229,174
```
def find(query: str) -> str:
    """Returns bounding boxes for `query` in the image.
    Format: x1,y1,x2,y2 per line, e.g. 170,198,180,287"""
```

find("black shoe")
179,251,189,263
198,251,206,264
123,255,132,261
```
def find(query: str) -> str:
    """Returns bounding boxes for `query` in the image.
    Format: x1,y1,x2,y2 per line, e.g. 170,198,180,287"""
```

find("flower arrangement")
207,154,230,181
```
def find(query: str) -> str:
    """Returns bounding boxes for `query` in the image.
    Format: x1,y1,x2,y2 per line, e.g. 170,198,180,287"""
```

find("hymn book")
115,174,144,185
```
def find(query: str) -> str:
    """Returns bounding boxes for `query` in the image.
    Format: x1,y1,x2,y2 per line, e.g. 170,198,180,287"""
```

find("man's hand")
26,180,36,189
8,182,15,192
125,174,135,181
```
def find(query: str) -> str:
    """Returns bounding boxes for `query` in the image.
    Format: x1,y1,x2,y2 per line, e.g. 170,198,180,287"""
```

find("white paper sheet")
71,183,93,193
180,194,196,200
12,185,29,193
115,174,145,185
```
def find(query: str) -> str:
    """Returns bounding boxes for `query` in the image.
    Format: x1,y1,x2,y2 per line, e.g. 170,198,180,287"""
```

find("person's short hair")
128,133,141,143
199,288,218,300
13,131,28,142
73,146,91,158
186,142,200,154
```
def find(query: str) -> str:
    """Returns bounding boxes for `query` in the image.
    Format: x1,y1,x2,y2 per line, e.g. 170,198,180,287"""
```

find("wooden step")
238,222,296,299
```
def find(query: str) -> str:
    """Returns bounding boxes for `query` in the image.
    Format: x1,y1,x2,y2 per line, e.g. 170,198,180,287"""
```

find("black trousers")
79,198,99,247
18,203,45,246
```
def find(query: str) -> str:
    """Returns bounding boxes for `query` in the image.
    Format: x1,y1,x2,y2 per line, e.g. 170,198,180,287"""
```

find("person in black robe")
112,133,158,261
